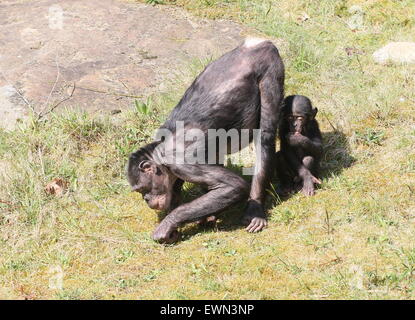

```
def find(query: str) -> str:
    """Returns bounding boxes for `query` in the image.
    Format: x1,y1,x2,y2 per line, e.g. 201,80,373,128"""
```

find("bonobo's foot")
152,222,181,244
301,176,321,196
301,181,315,196
242,200,267,233
196,215,217,226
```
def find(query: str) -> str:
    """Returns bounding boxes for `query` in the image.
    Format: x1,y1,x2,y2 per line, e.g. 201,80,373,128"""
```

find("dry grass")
0,0,415,299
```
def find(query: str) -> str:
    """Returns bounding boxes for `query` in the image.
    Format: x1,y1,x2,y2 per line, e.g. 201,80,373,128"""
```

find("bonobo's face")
128,157,175,211
284,95,317,135
287,113,307,134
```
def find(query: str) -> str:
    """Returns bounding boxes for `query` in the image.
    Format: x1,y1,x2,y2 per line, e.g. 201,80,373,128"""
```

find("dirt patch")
0,0,250,129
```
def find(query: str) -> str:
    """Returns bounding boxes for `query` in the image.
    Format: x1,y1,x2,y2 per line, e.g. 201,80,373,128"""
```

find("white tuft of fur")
244,37,268,48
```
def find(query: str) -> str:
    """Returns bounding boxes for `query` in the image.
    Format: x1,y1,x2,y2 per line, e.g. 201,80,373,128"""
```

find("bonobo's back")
162,38,284,132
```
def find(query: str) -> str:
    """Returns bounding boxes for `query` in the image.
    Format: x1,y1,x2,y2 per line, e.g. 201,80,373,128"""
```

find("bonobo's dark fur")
128,39,285,243
276,95,323,196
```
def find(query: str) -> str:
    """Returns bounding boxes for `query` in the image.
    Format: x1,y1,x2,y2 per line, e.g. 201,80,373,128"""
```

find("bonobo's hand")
286,132,307,146
242,200,268,233
152,220,180,244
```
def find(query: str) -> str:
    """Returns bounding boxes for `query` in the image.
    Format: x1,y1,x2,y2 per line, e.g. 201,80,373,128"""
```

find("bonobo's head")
127,142,176,211
283,95,317,134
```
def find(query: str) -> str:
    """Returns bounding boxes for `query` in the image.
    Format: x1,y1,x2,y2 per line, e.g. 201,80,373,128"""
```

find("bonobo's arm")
152,164,249,243
167,179,184,212
286,132,323,158
242,59,284,232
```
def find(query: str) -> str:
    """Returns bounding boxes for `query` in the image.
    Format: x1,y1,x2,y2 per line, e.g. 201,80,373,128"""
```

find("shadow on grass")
320,130,356,179
157,130,355,242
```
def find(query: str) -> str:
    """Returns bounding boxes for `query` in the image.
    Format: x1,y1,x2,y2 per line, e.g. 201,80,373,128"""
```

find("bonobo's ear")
138,160,156,174
311,107,318,119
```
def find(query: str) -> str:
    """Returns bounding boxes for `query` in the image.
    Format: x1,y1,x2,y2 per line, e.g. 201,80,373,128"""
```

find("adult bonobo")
276,95,323,196
128,38,285,243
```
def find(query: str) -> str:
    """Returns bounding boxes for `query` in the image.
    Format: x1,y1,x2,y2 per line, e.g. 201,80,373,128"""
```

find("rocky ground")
0,0,249,129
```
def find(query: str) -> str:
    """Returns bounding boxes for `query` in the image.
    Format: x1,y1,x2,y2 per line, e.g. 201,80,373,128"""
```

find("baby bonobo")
276,95,323,196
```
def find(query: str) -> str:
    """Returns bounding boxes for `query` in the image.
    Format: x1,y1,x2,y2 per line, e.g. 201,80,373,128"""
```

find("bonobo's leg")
152,164,249,243
303,155,321,177
286,154,320,196
301,155,321,196
275,151,296,195
302,156,315,173
242,64,284,233
280,150,315,196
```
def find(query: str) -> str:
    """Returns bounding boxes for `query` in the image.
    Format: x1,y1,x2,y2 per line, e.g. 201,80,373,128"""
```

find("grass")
1,0,415,299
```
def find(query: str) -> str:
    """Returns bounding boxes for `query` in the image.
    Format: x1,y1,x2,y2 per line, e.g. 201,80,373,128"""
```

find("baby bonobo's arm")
287,130,322,158
283,146,321,196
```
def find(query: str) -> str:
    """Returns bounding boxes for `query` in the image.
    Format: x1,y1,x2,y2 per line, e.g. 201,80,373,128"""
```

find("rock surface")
373,42,415,65
0,0,250,129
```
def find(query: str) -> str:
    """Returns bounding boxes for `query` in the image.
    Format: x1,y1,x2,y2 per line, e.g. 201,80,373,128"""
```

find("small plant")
355,129,385,146
115,249,135,264
277,257,304,275
272,208,295,225
267,184,282,205
190,263,208,277
146,0,164,5
143,269,162,282
224,249,237,256
116,278,139,289
134,99,151,115
202,239,220,249
291,43,317,72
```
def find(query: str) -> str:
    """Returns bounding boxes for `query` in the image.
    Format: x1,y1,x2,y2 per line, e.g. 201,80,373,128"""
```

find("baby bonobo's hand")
286,132,305,146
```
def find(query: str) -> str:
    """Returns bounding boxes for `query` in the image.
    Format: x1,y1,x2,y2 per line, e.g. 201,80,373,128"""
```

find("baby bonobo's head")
283,95,318,134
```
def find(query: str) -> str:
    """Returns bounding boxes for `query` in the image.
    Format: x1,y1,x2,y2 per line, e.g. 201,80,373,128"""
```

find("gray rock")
373,42,415,65
0,0,260,130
